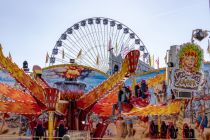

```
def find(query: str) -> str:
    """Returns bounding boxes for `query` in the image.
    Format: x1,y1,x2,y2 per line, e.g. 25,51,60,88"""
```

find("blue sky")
0,0,209,69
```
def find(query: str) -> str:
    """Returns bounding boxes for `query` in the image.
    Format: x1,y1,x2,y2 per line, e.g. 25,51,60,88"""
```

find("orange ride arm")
0,101,42,115
35,76,50,88
77,50,140,110
0,83,37,103
0,46,46,104
91,81,124,117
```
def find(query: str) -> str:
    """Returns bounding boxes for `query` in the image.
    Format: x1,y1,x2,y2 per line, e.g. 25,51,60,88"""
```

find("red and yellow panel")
125,101,181,116
0,101,42,115
0,83,36,103
147,73,166,88
91,82,123,116
125,50,140,73
0,47,45,104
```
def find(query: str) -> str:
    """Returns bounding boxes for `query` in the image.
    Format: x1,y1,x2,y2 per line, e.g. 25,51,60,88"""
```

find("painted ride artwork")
0,17,210,140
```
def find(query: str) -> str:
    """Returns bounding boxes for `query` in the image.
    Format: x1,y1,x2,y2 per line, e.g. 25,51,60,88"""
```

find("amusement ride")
0,17,209,139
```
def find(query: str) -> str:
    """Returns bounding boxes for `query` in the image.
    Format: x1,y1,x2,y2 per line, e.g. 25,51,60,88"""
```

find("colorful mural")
172,43,204,92
42,64,108,93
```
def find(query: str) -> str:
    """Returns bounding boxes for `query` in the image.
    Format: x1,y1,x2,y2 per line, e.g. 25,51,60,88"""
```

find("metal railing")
0,135,203,140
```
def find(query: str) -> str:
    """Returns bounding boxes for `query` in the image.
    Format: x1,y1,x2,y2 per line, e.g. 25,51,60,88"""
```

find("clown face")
182,55,196,72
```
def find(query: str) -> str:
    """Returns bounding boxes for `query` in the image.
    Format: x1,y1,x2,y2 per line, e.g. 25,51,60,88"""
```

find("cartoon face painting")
173,43,203,92
181,54,196,73
179,43,203,73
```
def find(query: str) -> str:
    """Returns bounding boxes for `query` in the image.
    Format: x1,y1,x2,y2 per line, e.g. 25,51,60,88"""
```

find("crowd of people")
26,119,68,140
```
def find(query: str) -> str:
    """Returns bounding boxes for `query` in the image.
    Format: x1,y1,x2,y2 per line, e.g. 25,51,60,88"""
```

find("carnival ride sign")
172,43,203,92
174,69,202,91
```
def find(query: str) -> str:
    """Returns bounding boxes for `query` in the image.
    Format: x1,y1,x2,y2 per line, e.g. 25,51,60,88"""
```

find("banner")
172,43,203,92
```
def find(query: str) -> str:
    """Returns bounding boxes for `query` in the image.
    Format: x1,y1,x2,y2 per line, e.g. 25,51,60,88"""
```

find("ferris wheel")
49,17,150,74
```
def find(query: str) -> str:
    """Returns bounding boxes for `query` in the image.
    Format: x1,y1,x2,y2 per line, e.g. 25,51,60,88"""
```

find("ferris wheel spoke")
90,25,100,58
99,23,106,62
77,28,93,54
71,33,86,50
118,33,125,49
70,33,96,65
62,42,80,57
68,33,83,50
58,50,71,58
96,24,105,61
124,36,131,48
110,26,114,43
102,24,107,60
114,29,120,55
80,27,97,59
112,26,118,45
93,23,103,61
54,57,69,64
81,26,98,59
65,36,82,52
73,30,97,63
129,43,135,50
86,25,99,57
118,34,125,56
62,42,94,66
107,25,111,59
74,30,89,50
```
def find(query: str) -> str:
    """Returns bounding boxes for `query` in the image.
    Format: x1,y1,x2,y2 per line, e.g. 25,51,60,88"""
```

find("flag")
108,38,113,51
77,49,82,58
152,55,155,67
122,46,129,58
45,52,49,63
96,55,99,65
150,54,154,67
155,57,159,69
207,39,210,54
149,54,151,66
62,49,65,59
8,52,12,61
120,43,125,53
115,42,118,53
164,54,167,63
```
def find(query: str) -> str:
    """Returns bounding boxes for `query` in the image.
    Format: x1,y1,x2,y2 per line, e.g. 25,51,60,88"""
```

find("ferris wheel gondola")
49,17,150,74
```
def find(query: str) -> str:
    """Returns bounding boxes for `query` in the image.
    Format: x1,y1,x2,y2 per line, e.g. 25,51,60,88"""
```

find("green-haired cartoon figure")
179,43,203,74
173,43,203,91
